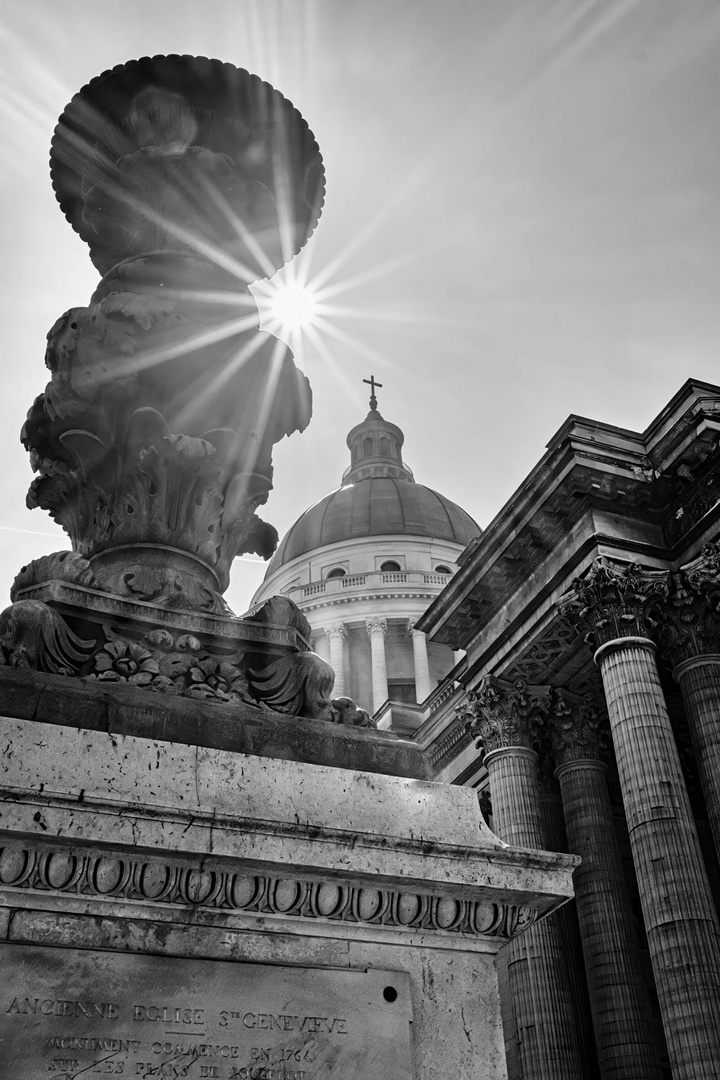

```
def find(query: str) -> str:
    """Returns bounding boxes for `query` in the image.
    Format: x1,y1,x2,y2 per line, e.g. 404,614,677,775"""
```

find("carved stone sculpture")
0,56,351,725
331,696,376,728
22,56,323,614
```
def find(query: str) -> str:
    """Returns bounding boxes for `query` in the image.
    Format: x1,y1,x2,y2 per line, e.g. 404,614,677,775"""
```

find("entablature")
419,379,720,651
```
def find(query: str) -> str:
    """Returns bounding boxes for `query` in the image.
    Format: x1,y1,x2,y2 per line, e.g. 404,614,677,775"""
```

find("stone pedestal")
0,670,576,1079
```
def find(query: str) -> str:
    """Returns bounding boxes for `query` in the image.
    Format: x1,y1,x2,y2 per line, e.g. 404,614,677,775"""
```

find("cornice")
0,837,539,943
419,382,720,651
299,591,440,615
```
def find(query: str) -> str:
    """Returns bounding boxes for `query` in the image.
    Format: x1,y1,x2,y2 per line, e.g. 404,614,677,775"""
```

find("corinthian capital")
326,623,347,643
550,689,608,769
457,675,551,755
657,544,720,665
559,556,669,648
683,541,720,597
365,617,387,638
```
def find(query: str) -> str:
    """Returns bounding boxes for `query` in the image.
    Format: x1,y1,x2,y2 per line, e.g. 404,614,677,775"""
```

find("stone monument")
0,55,576,1078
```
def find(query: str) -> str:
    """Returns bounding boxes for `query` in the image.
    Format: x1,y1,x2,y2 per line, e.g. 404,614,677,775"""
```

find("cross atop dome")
363,374,383,414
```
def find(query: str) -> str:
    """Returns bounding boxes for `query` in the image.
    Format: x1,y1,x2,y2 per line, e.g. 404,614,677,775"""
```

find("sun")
265,282,318,332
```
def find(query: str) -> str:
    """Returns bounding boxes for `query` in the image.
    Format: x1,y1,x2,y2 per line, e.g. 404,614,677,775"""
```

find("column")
561,557,720,1080
408,619,433,702
366,617,388,712
660,543,720,862
325,623,347,697
551,690,661,1079
463,676,588,1080
536,754,598,1078
673,655,720,855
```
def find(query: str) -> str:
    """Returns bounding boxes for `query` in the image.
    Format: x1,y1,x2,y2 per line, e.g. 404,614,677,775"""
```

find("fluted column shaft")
596,636,720,1079
539,786,598,1077
409,624,433,703
366,618,388,712
326,624,347,697
485,746,587,1080
556,758,661,1079
674,654,720,861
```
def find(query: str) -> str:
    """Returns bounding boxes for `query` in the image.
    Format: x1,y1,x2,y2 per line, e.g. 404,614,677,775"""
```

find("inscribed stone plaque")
0,944,414,1079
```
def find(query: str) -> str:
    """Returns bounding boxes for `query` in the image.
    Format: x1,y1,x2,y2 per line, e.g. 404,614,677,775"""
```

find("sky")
2,0,720,614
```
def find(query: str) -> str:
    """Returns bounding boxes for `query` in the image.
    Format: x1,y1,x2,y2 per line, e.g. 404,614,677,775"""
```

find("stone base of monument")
0,671,576,1079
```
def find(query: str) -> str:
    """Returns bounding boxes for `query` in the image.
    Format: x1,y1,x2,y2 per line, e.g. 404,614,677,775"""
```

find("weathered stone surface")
0,667,429,780
1,912,508,1080
0,712,576,907
0,944,413,1079
0,707,577,1079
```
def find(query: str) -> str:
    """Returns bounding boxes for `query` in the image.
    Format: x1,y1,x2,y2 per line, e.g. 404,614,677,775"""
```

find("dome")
264,476,480,573
262,389,481,577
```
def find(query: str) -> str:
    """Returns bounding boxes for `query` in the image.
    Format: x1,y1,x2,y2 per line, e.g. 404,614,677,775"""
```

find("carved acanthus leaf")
457,675,551,755
0,600,97,676
550,689,609,768
559,556,669,648
656,542,720,664
11,551,99,601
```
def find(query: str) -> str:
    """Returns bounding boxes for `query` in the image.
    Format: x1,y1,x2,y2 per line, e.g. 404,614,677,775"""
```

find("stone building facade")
251,393,480,726
416,378,720,1079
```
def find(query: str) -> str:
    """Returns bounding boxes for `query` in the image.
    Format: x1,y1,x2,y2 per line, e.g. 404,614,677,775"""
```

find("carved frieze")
0,595,344,723
559,556,669,648
457,675,551,755
0,841,535,941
